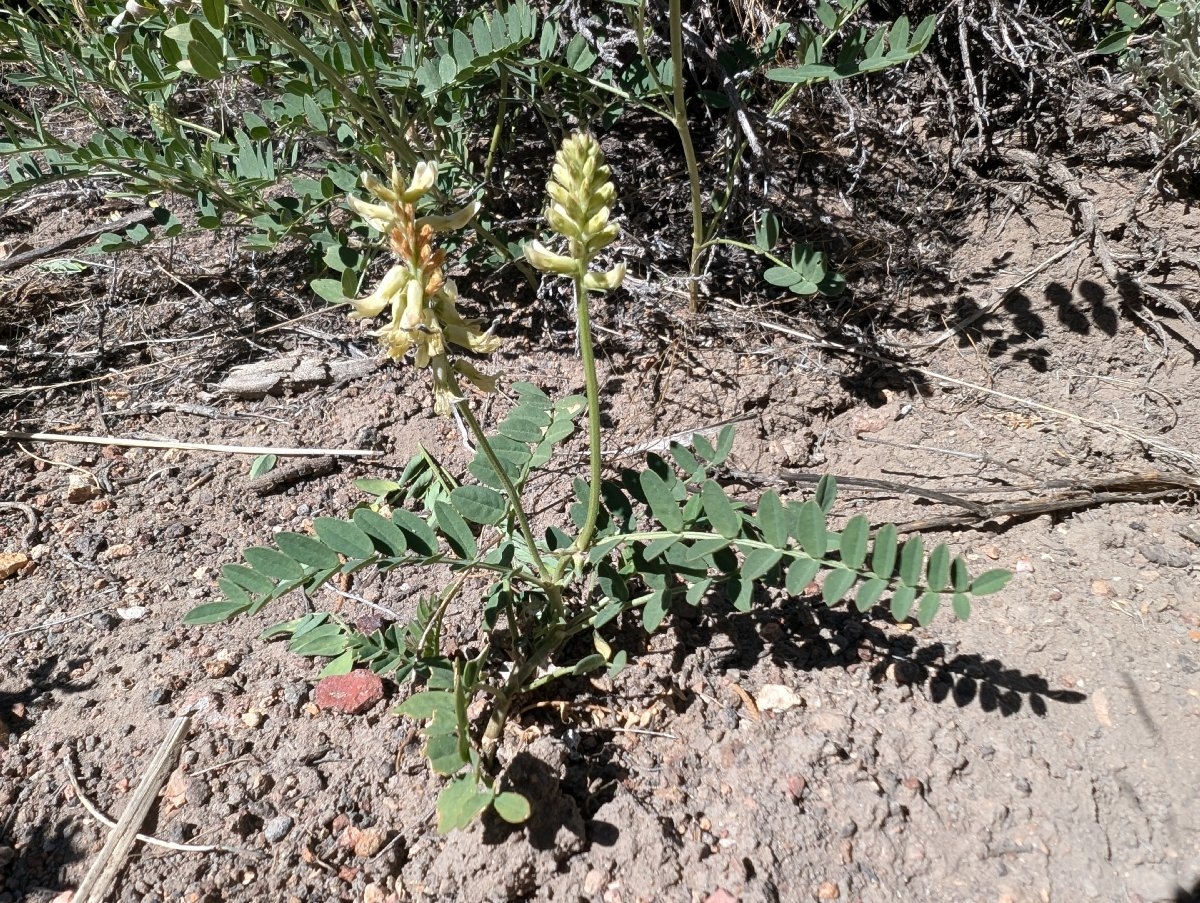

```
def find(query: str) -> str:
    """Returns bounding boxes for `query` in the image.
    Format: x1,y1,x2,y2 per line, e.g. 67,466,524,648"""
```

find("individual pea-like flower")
523,132,625,293
346,160,498,415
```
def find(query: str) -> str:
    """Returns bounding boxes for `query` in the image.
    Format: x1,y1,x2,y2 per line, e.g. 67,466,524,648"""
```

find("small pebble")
263,815,294,843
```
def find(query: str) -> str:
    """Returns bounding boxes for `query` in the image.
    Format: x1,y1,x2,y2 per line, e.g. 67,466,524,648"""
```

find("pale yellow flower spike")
523,132,625,292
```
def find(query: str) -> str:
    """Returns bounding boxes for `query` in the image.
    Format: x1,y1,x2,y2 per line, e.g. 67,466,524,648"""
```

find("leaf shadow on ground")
673,593,1086,718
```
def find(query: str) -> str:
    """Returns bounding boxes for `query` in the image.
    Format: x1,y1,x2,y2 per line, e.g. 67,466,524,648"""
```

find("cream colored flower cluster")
523,133,625,291
347,161,498,415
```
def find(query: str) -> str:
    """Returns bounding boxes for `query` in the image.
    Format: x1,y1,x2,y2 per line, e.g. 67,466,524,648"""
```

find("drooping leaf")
952,592,971,620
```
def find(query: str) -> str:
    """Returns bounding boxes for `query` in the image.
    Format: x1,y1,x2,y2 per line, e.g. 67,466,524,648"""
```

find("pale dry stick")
0,606,113,644
0,430,380,458
62,750,229,855
748,316,1200,473
71,714,191,903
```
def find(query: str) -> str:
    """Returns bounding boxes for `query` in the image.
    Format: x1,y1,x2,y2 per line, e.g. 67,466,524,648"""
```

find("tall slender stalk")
572,273,605,555
668,0,706,312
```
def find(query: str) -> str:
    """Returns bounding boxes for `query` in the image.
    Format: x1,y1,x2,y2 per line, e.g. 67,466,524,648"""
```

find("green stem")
668,0,706,312
454,397,551,584
571,273,604,556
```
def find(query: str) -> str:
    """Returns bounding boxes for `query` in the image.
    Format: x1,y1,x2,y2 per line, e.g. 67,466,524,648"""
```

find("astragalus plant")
188,133,1011,832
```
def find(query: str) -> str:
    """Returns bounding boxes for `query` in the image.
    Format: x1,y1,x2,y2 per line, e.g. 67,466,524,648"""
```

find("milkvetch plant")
187,133,1011,833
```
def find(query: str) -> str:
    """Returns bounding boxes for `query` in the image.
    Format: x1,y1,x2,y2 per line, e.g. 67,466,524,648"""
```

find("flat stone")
314,671,384,715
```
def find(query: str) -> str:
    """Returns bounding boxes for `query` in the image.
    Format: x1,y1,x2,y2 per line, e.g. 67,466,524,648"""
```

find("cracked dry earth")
2,170,1200,903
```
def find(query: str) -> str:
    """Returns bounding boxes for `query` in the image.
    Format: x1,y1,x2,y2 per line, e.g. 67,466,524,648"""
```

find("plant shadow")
674,590,1085,717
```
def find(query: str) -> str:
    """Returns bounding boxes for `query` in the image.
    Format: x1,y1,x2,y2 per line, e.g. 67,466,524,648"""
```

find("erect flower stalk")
523,133,625,556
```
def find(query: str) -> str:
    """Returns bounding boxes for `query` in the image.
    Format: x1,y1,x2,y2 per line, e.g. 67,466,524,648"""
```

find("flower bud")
583,262,626,292
523,240,578,275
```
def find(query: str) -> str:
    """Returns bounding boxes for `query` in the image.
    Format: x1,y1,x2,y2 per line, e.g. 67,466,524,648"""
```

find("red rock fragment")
314,671,384,715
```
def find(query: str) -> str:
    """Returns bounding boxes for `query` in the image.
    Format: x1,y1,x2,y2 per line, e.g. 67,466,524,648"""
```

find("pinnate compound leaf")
926,543,950,592
450,485,507,525
640,470,683,532
313,518,376,560
701,480,741,539
871,523,898,578
184,600,251,625
839,515,869,569
274,532,342,570
793,500,828,558
970,569,1013,596
821,568,857,606
493,792,531,824
898,535,925,587
757,490,789,549
243,546,305,581
890,584,916,622
437,775,493,834
917,590,940,627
